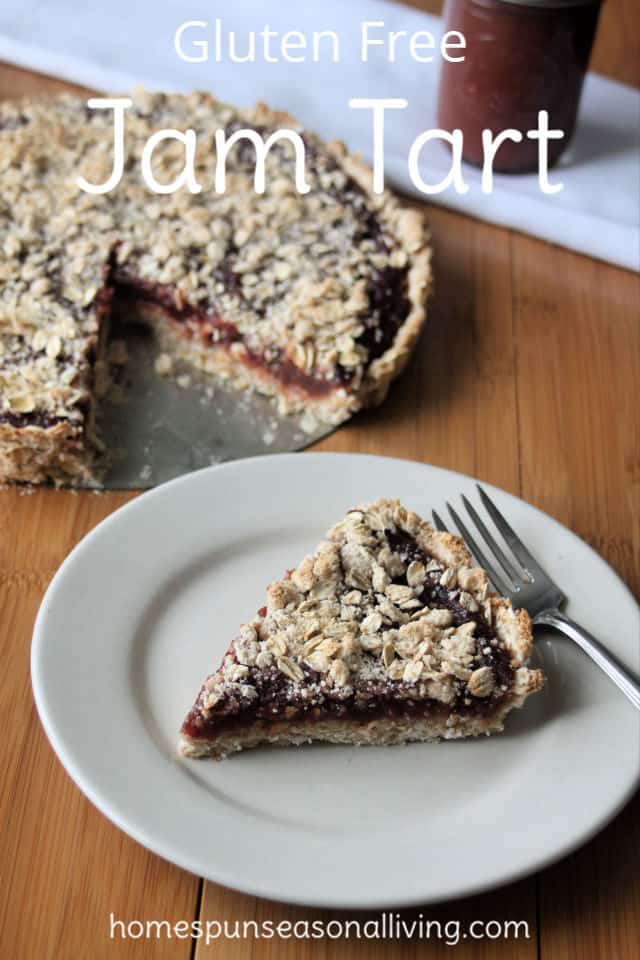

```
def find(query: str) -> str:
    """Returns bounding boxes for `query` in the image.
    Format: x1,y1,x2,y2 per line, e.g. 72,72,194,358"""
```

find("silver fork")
432,485,640,710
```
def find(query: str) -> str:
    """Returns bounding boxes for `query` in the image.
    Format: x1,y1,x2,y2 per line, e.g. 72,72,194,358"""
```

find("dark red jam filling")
114,271,237,344
386,529,496,639
183,529,514,741
359,268,410,365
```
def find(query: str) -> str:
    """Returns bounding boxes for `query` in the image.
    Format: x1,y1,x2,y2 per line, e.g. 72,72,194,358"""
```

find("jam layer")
114,260,409,399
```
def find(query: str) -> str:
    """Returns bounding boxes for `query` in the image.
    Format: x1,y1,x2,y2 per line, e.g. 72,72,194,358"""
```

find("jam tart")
180,498,544,759
0,90,431,485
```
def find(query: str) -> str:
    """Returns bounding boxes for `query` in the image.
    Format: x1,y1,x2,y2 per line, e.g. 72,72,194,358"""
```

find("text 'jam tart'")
180,499,544,759
0,90,431,485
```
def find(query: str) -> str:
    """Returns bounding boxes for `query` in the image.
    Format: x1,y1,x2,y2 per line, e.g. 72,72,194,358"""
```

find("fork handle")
533,609,640,710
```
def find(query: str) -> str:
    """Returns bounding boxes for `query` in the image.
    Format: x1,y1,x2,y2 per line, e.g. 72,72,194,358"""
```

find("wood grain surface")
1,1,638,958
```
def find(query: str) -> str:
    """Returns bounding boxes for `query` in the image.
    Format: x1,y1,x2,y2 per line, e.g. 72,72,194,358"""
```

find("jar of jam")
437,0,603,171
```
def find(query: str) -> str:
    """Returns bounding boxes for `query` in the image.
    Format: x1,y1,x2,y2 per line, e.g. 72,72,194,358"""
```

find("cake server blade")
92,317,334,490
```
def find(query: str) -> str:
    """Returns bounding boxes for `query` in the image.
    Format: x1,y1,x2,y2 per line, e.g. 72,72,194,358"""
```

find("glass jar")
437,0,603,171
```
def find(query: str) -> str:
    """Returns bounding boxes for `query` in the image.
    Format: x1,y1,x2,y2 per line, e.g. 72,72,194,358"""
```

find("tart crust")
0,91,431,485
180,498,544,759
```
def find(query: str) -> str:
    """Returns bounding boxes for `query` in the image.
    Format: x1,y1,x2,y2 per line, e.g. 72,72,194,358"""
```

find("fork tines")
432,485,552,599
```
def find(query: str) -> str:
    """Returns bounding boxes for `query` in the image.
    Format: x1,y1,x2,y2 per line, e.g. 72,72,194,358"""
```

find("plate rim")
31,452,640,908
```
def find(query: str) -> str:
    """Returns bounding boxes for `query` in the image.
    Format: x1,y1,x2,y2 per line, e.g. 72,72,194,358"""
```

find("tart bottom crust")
179,691,535,760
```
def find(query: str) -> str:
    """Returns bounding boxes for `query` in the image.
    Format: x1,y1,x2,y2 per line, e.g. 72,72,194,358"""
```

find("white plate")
32,453,640,908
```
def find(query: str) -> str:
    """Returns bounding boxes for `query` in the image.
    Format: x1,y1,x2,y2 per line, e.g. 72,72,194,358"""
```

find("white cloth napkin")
0,0,638,270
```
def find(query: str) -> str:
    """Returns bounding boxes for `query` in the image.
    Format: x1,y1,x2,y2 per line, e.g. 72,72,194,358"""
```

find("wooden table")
1,1,638,957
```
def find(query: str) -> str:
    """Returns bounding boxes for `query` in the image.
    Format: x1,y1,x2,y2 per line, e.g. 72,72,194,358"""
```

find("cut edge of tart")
0,91,432,486
179,498,544,760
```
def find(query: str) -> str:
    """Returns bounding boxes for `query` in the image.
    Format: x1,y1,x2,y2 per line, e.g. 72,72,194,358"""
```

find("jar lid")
480,0,601,8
